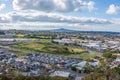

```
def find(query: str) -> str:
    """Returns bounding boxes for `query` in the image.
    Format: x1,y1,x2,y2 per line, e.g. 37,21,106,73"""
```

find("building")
50,71,70,77
53,38,75,44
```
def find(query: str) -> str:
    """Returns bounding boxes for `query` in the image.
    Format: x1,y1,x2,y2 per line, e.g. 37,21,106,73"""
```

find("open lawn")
82,53,101,61
22,42,45,50
11,42,88,56
15,34,25,38
15,34,52,39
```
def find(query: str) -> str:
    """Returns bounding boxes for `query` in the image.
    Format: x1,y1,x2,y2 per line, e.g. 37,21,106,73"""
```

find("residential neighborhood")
0,30,120,80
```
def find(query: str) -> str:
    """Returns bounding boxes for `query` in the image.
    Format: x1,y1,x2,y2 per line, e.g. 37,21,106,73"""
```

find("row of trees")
0,74,71,80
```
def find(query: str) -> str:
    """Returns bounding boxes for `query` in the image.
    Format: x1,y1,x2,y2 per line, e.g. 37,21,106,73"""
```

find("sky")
0,0,120,32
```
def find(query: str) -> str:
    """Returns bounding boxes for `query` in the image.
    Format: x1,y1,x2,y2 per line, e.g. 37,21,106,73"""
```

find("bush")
71,66,77,71
79,70,82,73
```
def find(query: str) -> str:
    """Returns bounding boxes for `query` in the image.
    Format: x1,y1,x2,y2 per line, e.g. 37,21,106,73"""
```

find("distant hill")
46,28,120,34
48,28,78,32
1,29,120,34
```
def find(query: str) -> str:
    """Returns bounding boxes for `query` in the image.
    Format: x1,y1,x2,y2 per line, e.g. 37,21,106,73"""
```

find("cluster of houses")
0,49,99,79
53,37,120,54
0,48,120,80
26,53,78,67
78,40,120,53
0,49,104,80
0,50,79,78
0,51,17,74
110,58,120,68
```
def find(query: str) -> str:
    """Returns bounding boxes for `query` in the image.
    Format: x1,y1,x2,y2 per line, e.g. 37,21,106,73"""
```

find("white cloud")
0,14,10,23
0,22,119,32
106,4,120,14
12,0,95,12
112,18,120,24
0,11,118,31
0,11,110,24
87,1,95,12
0,4,6,10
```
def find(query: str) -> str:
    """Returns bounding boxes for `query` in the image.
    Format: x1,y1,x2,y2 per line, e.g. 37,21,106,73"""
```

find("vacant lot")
11,42,88,56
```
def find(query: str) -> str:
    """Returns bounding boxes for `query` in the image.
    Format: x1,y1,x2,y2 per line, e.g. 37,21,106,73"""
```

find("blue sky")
0,0,120,32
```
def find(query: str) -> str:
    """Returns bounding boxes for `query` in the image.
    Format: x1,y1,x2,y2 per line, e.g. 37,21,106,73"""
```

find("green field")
14,34,52,39
82,53,101,61
11,42,88,56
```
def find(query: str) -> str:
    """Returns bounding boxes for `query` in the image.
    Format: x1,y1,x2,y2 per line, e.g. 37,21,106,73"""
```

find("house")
110,58,120,68
28,70,41,76
53,38,75,44
50,71,70,78
73,61,99,70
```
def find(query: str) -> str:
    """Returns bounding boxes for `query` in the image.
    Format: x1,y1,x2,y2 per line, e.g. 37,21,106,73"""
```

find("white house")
50,71,70,77
53,38,75,44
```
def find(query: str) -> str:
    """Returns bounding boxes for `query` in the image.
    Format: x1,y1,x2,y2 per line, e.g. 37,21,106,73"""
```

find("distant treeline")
0,31,5,35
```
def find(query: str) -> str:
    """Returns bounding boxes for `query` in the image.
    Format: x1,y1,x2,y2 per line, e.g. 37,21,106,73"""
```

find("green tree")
102,53,117,61
71,66,77,71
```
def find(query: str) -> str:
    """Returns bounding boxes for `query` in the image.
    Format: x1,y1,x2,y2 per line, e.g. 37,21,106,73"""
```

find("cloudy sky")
0,0,120,31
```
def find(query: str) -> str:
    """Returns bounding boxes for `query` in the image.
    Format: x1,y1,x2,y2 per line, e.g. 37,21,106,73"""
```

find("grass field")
82,53,101,61
11,42,88,56
15,34,52,39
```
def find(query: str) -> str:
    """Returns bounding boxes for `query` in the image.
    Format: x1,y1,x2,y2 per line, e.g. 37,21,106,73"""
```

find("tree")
102,53,117,61
71,66,77,71
102,53,112,59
